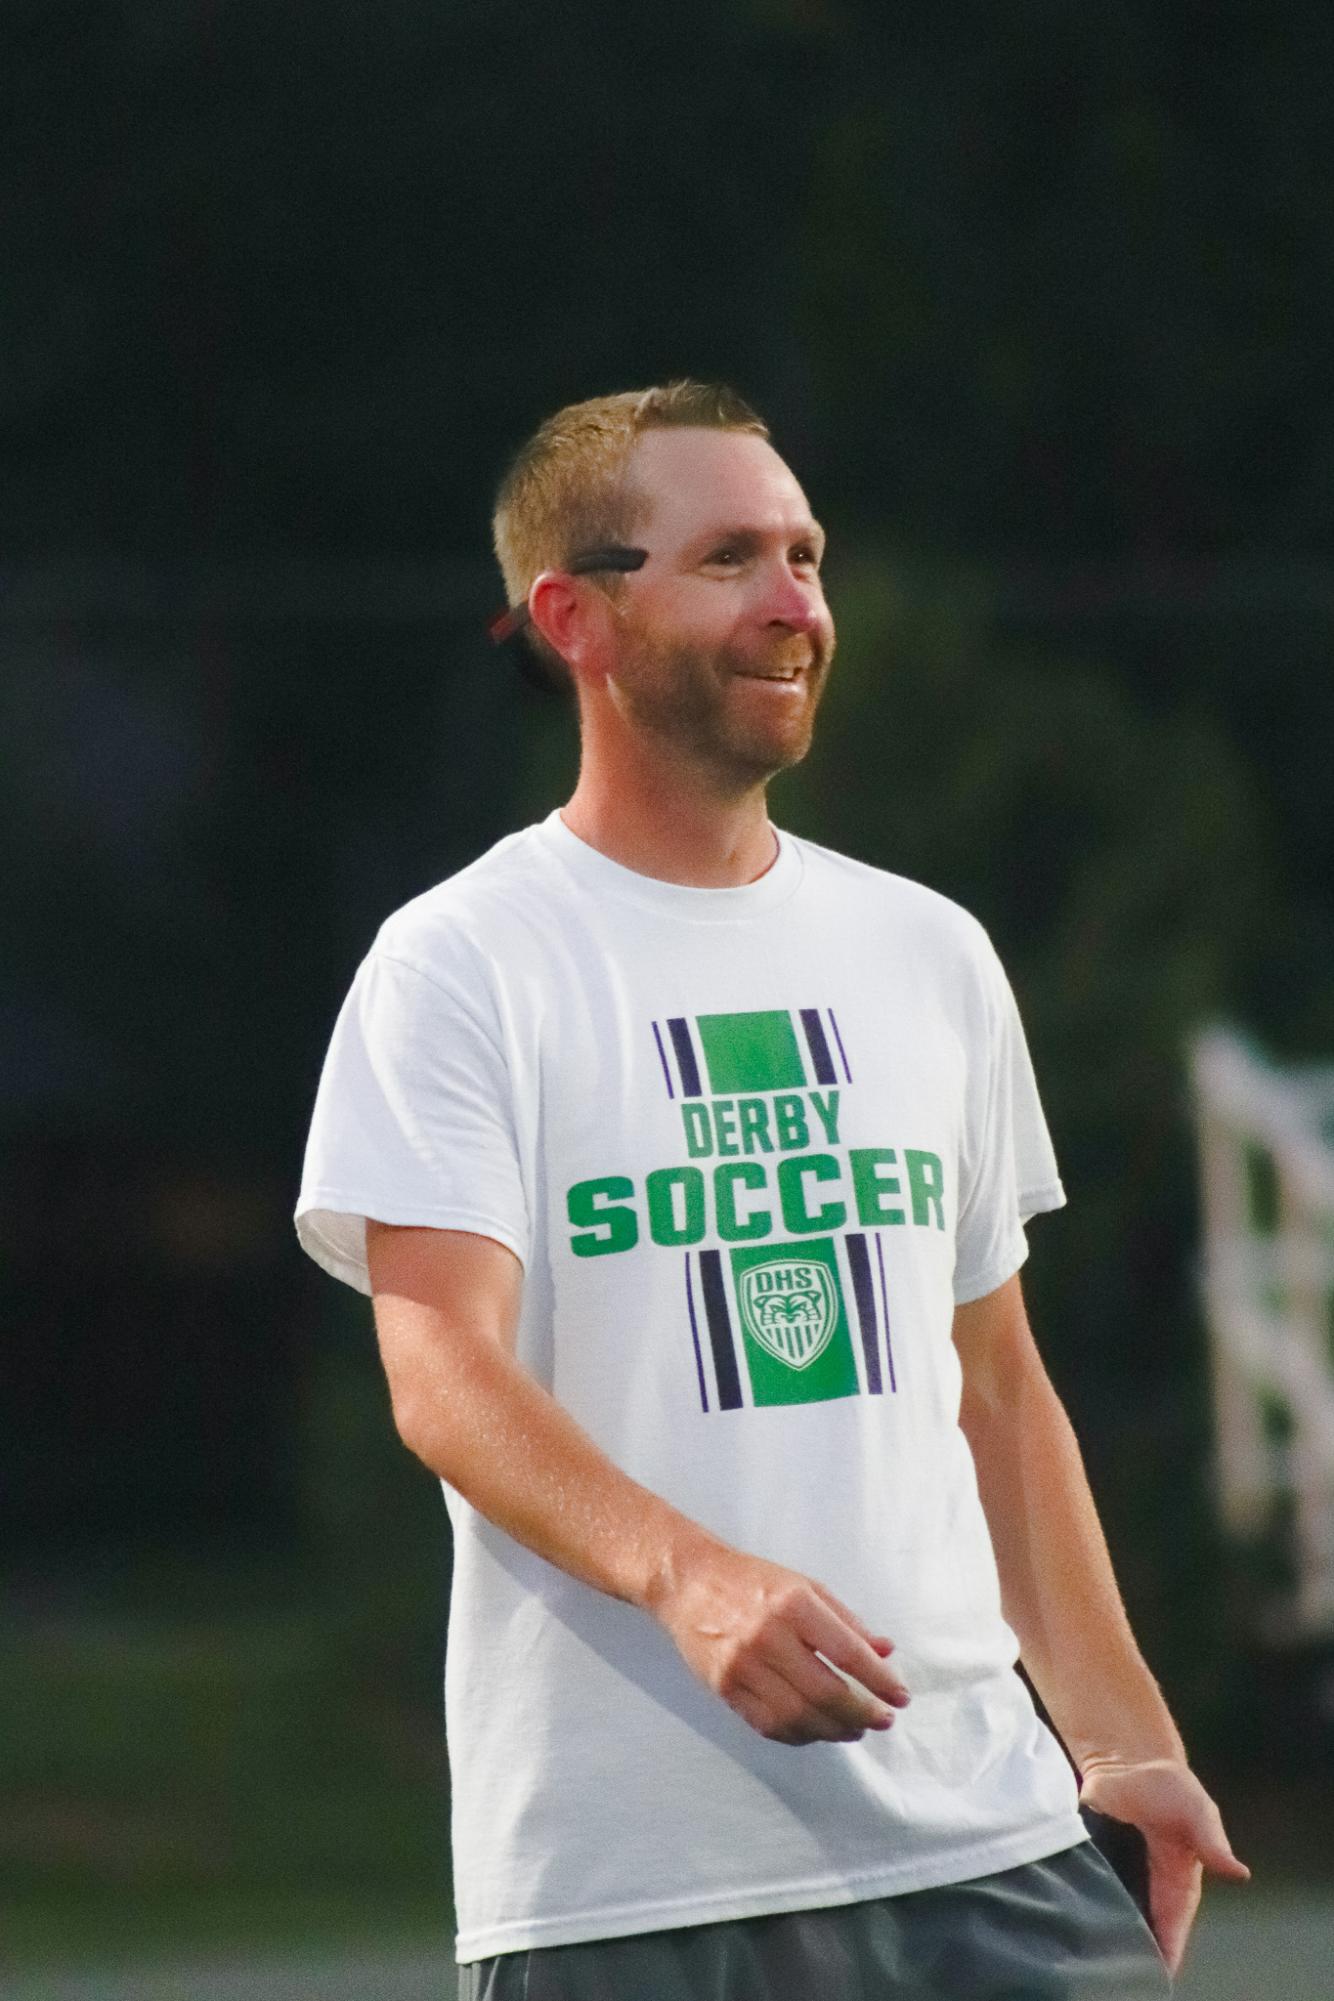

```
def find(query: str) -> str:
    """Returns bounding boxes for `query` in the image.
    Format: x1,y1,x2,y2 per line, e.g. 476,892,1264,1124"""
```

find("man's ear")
528,572,616,683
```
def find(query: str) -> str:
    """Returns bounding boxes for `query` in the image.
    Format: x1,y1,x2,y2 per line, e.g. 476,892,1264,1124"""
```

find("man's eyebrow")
686,520,827,556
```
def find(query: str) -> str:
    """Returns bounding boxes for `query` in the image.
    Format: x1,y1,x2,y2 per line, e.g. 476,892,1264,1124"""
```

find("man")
295,381,1248,1998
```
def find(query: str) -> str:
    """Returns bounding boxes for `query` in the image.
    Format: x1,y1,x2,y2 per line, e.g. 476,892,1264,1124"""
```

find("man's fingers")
1145,1848,1202,1979
736,1658,861,1744
797,1592,911,1708
1187,1827,1249,1882
729,1682,779,1742
1143,1814,1247,1975
809,1580,895,1654
1144,1792,1250,1883
1197,1807,1250,1880
764,1624,896,1734
1206,1849,1252,1881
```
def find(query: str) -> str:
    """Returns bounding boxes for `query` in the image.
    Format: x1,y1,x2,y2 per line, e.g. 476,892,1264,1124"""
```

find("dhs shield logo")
738,1260,837,1371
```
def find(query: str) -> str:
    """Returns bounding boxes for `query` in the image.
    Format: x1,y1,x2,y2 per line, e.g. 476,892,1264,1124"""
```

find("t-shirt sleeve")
294,944,530,1295
952,934,1066,1305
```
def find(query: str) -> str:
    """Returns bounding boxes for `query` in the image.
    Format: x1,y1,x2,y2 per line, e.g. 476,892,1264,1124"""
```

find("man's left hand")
1079,1756,1251,1977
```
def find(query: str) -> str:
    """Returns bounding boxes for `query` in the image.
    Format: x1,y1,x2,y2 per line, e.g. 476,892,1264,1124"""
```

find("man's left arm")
953,1272,1250,1977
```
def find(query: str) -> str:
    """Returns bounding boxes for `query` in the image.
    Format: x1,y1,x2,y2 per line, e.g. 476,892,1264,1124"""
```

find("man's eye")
705,544,821,568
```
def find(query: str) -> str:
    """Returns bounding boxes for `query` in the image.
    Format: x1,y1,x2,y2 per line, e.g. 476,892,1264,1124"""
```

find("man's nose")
764,564,825,633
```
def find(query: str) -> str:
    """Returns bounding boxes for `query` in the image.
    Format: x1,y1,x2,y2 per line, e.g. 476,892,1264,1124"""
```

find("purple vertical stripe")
829,1009,853,1083
844,1234,883,1395
684,1254,709,1411
652,1020,675,1099
798,1007,836,1085
668,1017,703,1097
875,1233,897,1392
699,1250,743,1410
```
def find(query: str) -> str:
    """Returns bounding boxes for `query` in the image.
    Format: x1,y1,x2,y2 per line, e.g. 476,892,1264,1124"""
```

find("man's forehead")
628,427,813,542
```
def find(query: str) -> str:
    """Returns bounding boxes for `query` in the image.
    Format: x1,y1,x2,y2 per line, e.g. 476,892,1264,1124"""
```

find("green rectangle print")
696,1010,806,1094
729,1239,859,1406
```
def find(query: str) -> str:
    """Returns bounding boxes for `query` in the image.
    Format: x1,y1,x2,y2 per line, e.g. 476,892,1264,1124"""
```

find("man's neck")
560,770,779,889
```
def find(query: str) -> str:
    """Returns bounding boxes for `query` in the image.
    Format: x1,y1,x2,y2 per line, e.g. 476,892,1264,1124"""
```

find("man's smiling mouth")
733,654,814,683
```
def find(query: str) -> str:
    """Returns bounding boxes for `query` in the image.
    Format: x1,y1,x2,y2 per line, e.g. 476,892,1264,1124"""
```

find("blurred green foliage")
2,1287,452,1967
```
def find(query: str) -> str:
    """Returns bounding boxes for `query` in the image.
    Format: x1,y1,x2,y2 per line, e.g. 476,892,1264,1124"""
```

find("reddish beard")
613,626,834,781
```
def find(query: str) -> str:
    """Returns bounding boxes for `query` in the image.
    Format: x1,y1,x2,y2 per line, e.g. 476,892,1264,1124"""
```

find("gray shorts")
457,1838,1172,1999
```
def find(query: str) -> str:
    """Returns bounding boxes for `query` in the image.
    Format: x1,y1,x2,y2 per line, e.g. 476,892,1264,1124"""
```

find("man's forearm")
389,1304,716,1612
962,1353,1185,1774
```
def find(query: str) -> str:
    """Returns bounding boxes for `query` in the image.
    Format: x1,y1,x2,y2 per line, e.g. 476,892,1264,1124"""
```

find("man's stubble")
608,624,836,798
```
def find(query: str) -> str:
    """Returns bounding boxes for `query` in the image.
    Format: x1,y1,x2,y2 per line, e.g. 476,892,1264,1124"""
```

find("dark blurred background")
4,0,1333,1983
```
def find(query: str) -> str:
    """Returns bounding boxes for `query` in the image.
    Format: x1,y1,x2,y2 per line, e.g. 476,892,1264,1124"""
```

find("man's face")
600,428,836,787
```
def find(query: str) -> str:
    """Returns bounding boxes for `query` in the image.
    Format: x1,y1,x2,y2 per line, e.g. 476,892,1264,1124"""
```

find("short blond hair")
492,380,769,687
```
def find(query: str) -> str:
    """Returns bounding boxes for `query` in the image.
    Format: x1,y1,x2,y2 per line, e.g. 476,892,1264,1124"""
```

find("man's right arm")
366,1218,911,1747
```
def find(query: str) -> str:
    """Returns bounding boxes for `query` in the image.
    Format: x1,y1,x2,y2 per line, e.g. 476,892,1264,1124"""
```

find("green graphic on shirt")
566,1146,943,1254
729,1238,859,1406
696,1011,807,1094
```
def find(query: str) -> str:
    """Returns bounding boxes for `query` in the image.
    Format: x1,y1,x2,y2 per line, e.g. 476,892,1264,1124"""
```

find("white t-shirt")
295,811,1085,1963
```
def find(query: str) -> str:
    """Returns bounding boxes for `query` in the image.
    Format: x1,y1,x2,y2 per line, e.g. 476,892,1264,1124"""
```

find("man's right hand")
646,1535,911,1746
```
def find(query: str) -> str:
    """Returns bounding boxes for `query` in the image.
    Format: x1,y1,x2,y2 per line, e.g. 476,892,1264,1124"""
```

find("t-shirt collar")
537,808,804,921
